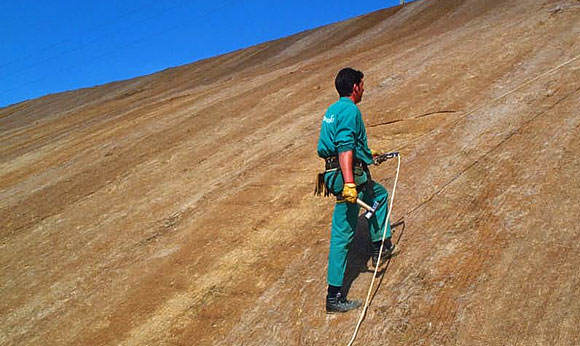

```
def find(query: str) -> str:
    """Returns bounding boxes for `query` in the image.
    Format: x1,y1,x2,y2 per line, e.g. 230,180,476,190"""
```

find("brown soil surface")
1,0,579,345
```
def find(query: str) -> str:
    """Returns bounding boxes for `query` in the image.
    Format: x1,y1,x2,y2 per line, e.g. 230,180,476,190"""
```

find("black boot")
371,239,395,268
326,291,362,313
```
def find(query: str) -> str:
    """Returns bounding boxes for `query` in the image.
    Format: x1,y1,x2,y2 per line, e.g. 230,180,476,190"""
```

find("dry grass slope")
1,0,579,345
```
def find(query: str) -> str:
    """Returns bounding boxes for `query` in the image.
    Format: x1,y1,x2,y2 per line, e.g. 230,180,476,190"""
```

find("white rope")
347,154,401,346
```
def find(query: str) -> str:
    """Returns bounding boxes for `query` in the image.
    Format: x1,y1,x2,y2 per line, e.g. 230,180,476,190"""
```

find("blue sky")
1,1,408,107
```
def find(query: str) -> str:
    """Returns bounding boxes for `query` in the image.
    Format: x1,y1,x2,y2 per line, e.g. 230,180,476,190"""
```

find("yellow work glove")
371,148,382,157
342,183,358,204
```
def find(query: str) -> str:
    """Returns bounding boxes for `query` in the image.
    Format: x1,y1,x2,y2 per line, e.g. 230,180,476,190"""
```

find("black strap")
325,156,365,170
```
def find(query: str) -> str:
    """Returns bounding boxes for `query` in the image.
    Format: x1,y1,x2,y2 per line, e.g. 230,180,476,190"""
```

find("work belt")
324,156,365,170
314,156,373,199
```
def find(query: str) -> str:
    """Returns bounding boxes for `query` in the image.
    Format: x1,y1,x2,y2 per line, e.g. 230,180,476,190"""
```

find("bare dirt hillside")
1,0,579,345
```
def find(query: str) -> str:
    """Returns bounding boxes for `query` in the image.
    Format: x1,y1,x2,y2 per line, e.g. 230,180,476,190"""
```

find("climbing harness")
347,153,401,346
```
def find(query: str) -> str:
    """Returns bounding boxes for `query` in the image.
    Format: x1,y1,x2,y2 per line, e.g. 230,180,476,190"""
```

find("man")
316,67,395,313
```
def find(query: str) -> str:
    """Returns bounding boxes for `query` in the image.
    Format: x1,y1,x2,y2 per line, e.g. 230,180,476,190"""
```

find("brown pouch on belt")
314,172,331,197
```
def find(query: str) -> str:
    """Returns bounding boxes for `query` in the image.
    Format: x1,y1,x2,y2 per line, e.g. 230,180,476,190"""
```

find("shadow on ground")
342,216,406,297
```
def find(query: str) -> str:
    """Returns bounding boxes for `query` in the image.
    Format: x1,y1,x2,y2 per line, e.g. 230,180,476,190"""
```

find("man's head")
335,67,364,104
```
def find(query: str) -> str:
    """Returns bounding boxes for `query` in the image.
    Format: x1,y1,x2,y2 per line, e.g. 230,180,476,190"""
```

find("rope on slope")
347,154,401,346
345,53,580,346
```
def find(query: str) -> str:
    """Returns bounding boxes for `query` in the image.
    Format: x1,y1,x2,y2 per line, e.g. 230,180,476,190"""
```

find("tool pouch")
314,172,331,197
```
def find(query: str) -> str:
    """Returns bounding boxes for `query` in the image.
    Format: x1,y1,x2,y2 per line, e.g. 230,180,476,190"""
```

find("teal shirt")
317,97,373,165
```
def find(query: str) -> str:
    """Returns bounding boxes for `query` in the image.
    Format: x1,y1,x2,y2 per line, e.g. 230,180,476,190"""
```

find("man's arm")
338,150,354,183
335,106,358,203
338,150,357,203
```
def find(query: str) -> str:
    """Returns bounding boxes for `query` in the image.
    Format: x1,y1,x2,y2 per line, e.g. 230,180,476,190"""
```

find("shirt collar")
339,97,354,104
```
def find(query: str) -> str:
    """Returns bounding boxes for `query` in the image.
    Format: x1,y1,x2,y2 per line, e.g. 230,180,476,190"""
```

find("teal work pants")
327,181,391,287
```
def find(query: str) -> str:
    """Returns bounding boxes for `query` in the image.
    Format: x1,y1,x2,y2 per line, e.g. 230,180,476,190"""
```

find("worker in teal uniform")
316,67,395,313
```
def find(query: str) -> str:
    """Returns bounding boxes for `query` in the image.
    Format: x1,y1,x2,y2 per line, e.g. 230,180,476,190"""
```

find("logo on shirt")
323,114,335,124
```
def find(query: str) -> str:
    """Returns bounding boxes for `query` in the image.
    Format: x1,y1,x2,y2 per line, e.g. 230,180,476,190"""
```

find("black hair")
335,67,364,97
